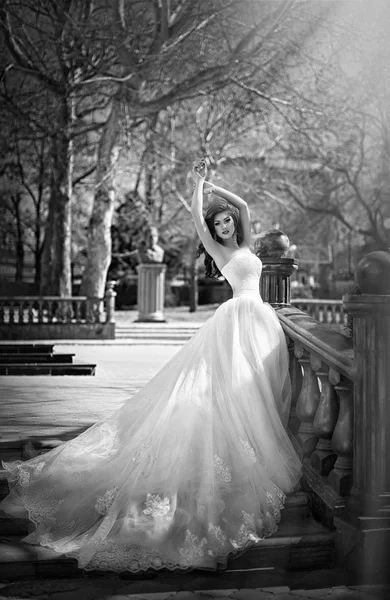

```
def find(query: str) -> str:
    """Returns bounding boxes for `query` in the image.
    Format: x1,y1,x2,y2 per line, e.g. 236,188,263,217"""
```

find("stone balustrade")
0,296,103,324
258,238,390,582
291,298,346,325
0,281,116,339
278,304,355,523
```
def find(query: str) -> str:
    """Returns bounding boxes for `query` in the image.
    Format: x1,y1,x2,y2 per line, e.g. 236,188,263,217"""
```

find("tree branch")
0,9,63,93
73,166,96,186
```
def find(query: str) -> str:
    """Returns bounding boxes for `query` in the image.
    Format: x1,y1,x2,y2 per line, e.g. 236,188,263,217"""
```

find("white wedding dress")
1,248,302,573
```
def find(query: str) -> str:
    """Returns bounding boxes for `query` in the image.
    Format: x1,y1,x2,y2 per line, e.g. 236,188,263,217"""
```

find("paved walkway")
0,344,180,443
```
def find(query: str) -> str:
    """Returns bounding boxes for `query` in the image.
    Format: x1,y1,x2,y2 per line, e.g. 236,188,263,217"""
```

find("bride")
0,160,302,573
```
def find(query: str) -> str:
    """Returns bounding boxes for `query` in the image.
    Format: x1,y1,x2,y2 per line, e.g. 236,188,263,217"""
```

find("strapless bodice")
221,249,262,298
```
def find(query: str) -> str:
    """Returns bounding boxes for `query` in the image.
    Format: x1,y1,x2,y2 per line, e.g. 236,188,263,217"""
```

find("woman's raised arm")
190,161,221,258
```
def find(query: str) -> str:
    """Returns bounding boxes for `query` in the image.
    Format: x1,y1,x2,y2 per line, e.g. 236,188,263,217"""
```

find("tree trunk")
80,99,121,298
12,194,24,282
40,100,73,296
15,237,24,282
34,237,43,286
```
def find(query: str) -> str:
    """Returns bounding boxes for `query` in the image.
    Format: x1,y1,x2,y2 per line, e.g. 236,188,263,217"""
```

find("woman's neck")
221,239,239,249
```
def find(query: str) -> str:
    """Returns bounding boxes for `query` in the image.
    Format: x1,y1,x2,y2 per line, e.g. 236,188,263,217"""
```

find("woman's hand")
203,182,214,195
193,158,207,181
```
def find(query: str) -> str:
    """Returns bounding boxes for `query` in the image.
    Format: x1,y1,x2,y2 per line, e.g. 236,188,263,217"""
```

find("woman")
0,160,301,573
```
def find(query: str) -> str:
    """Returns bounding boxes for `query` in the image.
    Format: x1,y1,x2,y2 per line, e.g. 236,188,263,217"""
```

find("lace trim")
95,486,118,516
36,487,286,573
179,530,208,566
82,541,178,572
19,489,64,524
239,438,257,463
132,438,153,464
214,455,232,483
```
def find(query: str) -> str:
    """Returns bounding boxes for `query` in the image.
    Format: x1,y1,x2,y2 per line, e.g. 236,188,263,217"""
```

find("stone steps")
0,518,334,582
115,324,201,342
0,362,96,375
115,333,197,342
0,353,75,363
0,454,334,581
0,344,55,354
0,343,95,375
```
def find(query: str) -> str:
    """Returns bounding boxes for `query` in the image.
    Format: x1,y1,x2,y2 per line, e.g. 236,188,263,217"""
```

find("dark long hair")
196,200,243,279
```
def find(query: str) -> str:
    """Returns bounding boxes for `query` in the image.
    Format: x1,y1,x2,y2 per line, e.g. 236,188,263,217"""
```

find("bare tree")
0,0,115,294
81,0,303,297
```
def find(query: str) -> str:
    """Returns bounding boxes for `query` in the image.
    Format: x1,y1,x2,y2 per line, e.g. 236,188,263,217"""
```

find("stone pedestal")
136,263,167,322
336,290,390,583
342,293,390,514
259,258,298,306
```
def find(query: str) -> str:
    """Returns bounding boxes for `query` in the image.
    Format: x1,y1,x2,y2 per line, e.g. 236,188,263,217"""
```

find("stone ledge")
0,322,115,340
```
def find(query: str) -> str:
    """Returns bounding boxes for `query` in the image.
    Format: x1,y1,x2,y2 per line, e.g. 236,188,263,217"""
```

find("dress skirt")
1,294,302,572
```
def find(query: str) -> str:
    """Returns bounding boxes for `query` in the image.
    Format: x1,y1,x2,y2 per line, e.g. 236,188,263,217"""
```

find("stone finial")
354,250,390,294
254,229,290,258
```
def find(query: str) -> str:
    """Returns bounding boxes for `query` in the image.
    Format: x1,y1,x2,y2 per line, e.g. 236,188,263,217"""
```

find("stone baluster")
105,281,117,323
47,300,54,322
88,299,98,323
74,300,82,322
295,347,321,458
311,362,339,476
328,378,354,496
37,299,43,323
28,300,34,323
287,339,302,436
66,300,74,322
314,303,321,322
18,301,24,324
8,301,14,324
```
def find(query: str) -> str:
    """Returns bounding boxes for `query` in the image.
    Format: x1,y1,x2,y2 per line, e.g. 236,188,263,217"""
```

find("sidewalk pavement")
0,344,179,443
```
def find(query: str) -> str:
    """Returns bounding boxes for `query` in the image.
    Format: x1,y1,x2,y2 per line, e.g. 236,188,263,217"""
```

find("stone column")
136,263,167,322
342,293,390,513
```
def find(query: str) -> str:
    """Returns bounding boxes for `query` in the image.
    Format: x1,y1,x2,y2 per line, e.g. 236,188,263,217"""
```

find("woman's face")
213,211,235,241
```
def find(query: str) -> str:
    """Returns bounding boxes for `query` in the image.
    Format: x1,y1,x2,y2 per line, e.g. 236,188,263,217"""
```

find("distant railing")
0,282,116,339
0,296,104,324
0,293,117,324
291,298,346,325
0,282,116,324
